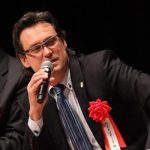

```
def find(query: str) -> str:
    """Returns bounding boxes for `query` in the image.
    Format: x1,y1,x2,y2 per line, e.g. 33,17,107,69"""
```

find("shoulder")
68,48,118,60
77,49,119,65
94,49,117,58
6,55,31,87
76,49,117,60
7,55,23,71
69,49,122,72
0,49,23,74
0,50,23,78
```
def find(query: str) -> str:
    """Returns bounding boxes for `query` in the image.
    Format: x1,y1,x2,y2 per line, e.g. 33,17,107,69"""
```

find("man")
0,48,30,150
12,11,150,150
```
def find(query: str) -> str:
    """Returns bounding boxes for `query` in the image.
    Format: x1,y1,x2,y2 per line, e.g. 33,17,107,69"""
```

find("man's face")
20,22,68,83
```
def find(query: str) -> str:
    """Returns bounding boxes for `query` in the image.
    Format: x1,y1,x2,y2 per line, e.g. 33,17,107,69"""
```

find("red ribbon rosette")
88,99,111,122
88,98,126,150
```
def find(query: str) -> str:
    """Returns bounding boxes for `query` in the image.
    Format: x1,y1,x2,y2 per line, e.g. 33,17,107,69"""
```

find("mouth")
50,57,58,65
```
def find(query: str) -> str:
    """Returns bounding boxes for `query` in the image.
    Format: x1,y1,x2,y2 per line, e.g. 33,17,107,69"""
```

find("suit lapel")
69,55,89,120
69,55,105,148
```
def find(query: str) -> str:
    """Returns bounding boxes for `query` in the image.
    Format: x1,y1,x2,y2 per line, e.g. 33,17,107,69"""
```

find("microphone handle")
37,79,49,103
37,68,50,103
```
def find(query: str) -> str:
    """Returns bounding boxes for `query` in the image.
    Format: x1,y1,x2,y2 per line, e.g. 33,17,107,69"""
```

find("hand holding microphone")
37,59,53,103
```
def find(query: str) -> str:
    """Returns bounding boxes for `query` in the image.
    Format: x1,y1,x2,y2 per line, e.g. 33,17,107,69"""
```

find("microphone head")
37,59,53,102
41,59,53,71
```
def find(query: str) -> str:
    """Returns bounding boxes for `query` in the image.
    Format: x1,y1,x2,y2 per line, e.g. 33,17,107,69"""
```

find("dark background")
0,0,150,73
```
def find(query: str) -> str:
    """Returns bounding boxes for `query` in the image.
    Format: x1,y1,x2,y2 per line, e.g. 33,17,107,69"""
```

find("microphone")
37,59,53,103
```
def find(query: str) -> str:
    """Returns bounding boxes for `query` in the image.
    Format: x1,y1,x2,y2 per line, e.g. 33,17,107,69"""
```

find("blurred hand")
27,69,49,121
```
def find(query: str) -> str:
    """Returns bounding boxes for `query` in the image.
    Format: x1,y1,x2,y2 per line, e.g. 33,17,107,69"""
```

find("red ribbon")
101,116,126,150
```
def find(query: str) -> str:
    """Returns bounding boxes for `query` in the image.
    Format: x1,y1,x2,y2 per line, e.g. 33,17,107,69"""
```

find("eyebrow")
28,36,53,49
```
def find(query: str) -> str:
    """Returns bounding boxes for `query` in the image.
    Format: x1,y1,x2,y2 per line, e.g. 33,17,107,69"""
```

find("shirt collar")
49,69,72,94
61,69,72,90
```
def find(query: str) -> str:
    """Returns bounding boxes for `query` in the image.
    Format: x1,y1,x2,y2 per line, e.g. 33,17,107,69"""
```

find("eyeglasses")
22,35,59,55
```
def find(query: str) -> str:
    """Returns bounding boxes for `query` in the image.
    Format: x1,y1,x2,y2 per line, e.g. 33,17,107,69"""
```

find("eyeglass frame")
20,34,59,55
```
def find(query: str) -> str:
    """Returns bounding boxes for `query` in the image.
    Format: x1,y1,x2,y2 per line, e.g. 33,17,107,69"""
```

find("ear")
19,55,31,68
63,40,67,49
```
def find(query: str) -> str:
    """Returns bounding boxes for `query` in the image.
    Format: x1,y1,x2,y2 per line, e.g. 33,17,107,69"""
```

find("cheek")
28,59,42,72
60,49,68,61
61,52,68,69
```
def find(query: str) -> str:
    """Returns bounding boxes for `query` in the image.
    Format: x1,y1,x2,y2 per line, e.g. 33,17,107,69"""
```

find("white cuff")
28,117,43,136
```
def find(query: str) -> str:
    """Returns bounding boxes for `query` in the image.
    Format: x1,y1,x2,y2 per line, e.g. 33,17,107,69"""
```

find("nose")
43,46,52,57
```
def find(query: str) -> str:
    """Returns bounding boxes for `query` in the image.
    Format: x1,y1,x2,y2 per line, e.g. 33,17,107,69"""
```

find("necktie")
53,84,93,150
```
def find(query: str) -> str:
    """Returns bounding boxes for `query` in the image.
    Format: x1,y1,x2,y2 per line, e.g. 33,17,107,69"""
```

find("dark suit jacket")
0,49,30,150
21,49,150,150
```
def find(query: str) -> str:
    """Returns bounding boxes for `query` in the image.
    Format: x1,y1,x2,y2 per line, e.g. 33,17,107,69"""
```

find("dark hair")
12,11,66,56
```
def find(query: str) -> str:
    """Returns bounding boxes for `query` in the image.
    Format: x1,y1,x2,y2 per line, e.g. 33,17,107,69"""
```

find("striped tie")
53,84,92,150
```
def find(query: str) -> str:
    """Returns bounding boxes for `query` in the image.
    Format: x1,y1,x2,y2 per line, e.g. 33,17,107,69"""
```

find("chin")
53,66,61,73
